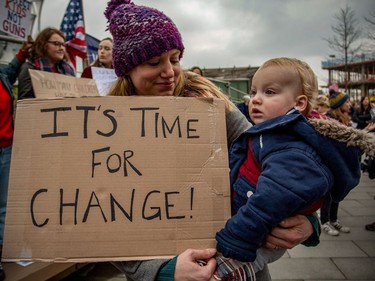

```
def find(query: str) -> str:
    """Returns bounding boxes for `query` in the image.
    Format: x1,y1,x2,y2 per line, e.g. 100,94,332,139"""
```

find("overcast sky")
40,0,375,90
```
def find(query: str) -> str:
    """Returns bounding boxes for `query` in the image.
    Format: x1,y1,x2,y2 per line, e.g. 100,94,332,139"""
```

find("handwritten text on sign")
31,104,200,226
29,69,99,98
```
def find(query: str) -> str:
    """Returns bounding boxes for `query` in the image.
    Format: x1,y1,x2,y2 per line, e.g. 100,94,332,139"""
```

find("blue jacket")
216,109,362,262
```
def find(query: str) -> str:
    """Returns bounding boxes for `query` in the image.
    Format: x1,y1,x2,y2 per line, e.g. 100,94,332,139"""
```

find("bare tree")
364,11,375,50
324,5,362,91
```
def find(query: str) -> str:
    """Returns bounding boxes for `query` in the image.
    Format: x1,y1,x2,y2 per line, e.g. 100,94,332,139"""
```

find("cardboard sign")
0,0,33,39
29,69,99,99
4,96,230,262
91,67,117,96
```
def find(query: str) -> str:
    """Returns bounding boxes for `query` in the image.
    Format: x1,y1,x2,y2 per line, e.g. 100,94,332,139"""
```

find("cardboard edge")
3,255,175,263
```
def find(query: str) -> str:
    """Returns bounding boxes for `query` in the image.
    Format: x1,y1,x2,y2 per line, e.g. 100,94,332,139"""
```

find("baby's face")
249,66,302,124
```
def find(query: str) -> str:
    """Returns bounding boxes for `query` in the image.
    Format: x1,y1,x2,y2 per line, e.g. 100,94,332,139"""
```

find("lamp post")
327,55,336,86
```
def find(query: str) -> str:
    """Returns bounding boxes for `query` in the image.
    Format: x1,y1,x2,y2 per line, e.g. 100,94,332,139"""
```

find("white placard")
0,0,33,39
91,67,118,96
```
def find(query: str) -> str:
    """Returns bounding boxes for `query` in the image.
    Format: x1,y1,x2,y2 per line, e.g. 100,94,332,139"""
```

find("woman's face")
341,99,351,113
98,39,112,68
45,33,65,64
129,49,181,96
362,97,369,107
316,104,329,114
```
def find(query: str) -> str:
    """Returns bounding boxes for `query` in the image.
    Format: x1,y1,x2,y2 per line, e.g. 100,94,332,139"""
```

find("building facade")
322,53,375,102
200,66,258,104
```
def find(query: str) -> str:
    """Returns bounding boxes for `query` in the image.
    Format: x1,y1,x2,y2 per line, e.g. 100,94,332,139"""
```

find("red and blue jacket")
216,109,362,262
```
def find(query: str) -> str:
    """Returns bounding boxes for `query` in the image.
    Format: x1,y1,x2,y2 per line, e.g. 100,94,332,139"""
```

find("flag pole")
81,0,89,69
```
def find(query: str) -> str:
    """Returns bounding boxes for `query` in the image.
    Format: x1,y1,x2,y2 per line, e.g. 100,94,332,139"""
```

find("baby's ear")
295,95,308,113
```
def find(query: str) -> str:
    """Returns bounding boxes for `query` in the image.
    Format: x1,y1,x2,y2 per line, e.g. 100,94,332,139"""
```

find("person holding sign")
0,36,33,281
17,27,76,100
81,37,113,79
105,1,319,280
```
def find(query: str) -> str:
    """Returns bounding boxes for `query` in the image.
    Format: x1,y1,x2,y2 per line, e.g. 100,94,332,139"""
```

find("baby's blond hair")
260,58,318,115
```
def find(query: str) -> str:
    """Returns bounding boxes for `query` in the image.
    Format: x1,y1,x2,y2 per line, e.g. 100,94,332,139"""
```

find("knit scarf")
34,57,76,77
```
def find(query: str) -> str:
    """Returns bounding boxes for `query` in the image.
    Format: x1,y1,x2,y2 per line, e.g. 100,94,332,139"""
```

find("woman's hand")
21,35,34,52
174,248,217,281
264,215,313,249
364,122,375,132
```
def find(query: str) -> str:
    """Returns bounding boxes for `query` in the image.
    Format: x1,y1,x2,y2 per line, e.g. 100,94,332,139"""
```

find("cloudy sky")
40,0,374,89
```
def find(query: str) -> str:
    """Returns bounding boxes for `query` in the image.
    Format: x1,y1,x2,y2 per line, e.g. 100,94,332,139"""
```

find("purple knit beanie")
105,0,185,77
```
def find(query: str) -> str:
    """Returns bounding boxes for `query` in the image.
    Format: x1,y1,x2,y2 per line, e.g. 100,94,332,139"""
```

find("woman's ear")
295,95,308,113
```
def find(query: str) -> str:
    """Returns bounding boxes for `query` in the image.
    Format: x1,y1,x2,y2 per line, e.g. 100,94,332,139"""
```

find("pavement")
268,173,375,281
63,172,375,281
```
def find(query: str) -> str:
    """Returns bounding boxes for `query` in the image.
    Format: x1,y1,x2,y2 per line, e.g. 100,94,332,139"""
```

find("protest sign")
29,69,99,98
0,0,33,39
91,67,117,96
3,95,230,262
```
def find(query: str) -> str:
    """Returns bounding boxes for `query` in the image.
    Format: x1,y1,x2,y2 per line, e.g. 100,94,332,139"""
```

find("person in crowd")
17,27,76,99
319,90,353,236
0,36,34,281
81,37,113,78
104,1,322,280
214,58,371,279
191,66,203,76
363,120,375,232
349,100,359,120
236,94,253,123
314,94,330,115
352,96,374,129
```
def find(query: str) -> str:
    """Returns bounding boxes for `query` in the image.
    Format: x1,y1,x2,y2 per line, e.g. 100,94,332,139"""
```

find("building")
201,66,258,103
322,53,375,102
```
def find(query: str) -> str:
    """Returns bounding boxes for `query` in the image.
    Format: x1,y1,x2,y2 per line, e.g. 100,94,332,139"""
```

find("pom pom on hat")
329,90,349,109
105,0,184,77
104,0,131,20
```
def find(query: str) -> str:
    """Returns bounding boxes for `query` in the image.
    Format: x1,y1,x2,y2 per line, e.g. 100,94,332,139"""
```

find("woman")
81,37,113,78
353,96,373,129
190,66,203,76
105,1,318,280
18,27,76,100
320,90,352,236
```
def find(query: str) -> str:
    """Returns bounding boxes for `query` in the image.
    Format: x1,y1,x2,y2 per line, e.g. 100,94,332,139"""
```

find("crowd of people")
1,0,375,280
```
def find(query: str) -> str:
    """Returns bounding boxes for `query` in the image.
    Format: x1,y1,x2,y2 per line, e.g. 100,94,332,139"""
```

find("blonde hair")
328,107,351,126
108,70,235,111
316,94,330,107
260,57,318,115
108,76,135,96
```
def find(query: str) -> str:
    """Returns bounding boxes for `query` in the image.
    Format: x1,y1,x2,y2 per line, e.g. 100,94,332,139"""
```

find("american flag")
60,0,87,66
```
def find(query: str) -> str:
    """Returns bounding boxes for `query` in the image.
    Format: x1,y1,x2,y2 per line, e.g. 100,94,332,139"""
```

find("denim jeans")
0,145,12,245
